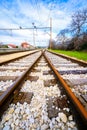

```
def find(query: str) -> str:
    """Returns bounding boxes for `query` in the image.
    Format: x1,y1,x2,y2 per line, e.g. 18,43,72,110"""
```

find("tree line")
48,8,87,51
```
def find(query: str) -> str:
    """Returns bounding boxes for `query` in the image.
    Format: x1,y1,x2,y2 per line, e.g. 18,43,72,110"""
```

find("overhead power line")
0,27,50,30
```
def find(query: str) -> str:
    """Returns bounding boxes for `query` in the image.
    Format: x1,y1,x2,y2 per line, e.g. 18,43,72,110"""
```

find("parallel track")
45,50,87,122
0,51,42,99
0,50,39,65
0,50,87,129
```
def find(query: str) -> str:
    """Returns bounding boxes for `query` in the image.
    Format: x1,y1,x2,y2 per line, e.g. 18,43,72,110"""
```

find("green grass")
50,49,87,61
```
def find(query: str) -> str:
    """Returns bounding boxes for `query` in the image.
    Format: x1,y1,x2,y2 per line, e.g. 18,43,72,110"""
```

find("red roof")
8,44,16,48
21,42,29,46
21,42,30,48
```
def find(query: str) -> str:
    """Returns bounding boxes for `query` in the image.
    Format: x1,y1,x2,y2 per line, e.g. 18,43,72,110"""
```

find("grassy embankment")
50,50,87,62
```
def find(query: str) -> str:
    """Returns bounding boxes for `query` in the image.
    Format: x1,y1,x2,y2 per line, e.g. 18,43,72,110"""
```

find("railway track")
0,48,35,55
0,50,39,65
45,51,87,120
0,50,87,129
0,51,41,97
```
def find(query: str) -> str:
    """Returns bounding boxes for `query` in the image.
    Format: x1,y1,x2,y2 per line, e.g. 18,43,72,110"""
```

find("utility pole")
50,17,52,49
32,23,35,47
0,26,51,47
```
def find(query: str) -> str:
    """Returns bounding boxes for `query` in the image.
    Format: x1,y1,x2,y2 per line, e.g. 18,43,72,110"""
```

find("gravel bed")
34,66,51,71
45,52,80,66
0,80,14,91
56,67,87,71
62,73,87,96
45,52,87,112
54,63,79,67
71,84,87,96
0,51,41,98
62,73,87,79
0,57,78,130
0,66,28,70
0,70,24,76
45,52,72,64
7,63,32,66
71,84,87,110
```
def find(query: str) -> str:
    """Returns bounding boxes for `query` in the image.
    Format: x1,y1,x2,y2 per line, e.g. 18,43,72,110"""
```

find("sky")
0,0,87,47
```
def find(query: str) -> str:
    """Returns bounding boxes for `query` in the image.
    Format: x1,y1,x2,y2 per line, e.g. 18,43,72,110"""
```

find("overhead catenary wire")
29,0,41,25
29,0,52,28
0,27,50,30
38,1,54,27
33,0,41,24
0,1,53,47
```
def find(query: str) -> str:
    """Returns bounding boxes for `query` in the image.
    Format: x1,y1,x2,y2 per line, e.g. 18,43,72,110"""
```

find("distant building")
21,42,35,49
7,44,17,48
21,42,30,48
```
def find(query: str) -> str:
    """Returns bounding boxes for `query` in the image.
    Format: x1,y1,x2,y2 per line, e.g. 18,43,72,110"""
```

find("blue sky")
0,0,87,47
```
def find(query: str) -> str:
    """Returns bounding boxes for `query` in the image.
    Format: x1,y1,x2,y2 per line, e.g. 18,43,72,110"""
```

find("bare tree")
70,8,87,37
58,29,69,44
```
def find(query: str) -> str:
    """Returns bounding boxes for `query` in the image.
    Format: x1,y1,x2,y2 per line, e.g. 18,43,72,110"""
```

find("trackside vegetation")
50,50,87,61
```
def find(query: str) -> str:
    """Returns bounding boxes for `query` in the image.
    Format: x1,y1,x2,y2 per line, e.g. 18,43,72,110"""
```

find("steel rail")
43,51,87,124
48,50,87,67
0,51,42,107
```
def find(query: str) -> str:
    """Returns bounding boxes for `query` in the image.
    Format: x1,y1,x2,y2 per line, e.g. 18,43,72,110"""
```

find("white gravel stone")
58,112,67,123
15,119,19,126
8,108,14,114
29,117,34,124
56,117,60,122
68,128,72,130
42,115,48,123
4,114,12,122
58,122,63,128
41,124,49,130
49,121,53,129
3,125,10,130
68,115,73,121
11,123,15,129
25,108,30,114
51,118,56,124
67,121,76,128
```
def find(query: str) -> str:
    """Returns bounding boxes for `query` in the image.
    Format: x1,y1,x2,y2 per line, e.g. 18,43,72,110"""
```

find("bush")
67,34,87,50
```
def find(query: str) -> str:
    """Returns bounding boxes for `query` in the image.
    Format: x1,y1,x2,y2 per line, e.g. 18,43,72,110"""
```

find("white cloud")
0,0,87,46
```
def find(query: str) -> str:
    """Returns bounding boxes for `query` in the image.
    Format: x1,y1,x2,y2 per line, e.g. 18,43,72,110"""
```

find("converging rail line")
45,50,87,121
0,49,87,129
0,51,41,98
